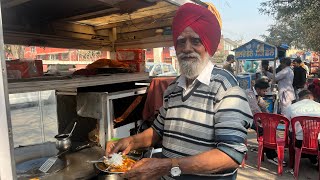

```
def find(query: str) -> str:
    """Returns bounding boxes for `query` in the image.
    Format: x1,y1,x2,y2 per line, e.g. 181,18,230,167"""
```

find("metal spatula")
39,150,69,173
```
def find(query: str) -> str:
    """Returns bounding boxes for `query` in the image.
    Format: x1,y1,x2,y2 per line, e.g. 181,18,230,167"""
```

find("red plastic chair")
241,140,248,168
254,113,290,175
291,116,320,179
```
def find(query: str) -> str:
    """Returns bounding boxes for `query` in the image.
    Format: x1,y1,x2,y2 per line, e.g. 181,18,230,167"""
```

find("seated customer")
246,79,270,115
246,79,284,165
284,89,320,165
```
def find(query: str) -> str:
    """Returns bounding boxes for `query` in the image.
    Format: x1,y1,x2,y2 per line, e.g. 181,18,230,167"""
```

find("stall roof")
233,39,278,61
1,0,205,50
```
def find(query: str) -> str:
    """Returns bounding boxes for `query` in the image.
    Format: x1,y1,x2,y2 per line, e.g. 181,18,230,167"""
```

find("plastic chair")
241,140,248,168
254,113,290,175
291,116,320,179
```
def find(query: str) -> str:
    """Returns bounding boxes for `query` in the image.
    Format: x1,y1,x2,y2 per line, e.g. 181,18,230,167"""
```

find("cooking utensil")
55,136,71,151
75,143,92,152
17,157,66,179
55,122,77,138
87,160,105,163
39,150,69,173
55,122,77,151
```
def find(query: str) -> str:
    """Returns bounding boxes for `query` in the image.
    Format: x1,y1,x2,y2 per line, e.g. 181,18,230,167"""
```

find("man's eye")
191,38,202,45
177,39,186,45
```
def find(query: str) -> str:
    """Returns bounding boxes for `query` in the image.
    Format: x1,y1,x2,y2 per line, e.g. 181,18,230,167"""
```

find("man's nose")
182,40,194,53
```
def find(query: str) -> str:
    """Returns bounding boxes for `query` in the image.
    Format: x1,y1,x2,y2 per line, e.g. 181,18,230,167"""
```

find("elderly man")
106,3,252,180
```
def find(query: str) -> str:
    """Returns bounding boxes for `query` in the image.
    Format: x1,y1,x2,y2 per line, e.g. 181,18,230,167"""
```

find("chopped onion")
108,153,124,167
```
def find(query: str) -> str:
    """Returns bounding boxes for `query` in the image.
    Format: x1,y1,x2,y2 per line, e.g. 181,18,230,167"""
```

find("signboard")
234,39,277,61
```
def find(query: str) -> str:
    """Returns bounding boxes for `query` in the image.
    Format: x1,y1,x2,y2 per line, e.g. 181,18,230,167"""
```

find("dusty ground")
238,130,318,180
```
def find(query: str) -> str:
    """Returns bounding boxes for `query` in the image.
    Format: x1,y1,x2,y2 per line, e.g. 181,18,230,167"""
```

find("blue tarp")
233,39,277,61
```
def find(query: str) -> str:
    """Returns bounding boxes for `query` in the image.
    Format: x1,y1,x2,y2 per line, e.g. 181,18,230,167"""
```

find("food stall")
233,39,280,113
0,0,206,179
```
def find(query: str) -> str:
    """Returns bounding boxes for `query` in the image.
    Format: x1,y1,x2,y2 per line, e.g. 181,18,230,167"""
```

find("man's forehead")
177,34,200,40
177,29,200,40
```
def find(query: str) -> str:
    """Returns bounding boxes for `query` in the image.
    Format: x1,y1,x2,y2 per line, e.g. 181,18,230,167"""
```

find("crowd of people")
221,55,320,169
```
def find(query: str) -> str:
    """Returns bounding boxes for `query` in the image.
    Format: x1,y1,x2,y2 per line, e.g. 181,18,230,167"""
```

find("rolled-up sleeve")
214,86,253,164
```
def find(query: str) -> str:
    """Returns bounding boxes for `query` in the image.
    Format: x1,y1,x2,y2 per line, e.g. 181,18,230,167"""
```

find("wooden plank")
118,29,157,41
60,8,120,21
116,35,173,49
8,73,149,94
94,11,175,30
52,22,96,35
114,18,172,34
78,1,177,26
2,0,31,8
55,30,95,40
4,31,110,50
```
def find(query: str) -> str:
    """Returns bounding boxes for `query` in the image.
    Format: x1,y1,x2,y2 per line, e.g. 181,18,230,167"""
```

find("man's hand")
122,158,171,180
106,137,134,156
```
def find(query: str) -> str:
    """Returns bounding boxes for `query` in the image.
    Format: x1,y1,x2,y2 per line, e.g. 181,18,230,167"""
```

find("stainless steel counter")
43,146,104,180
8,73,149,94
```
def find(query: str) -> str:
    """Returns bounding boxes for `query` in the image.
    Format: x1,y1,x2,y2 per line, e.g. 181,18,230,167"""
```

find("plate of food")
95,153,138,174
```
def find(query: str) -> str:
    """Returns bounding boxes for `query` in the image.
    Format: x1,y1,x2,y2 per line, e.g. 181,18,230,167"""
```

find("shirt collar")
177,61,214,89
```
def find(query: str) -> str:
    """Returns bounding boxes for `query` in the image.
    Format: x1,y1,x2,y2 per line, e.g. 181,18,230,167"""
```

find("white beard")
177,52,209,79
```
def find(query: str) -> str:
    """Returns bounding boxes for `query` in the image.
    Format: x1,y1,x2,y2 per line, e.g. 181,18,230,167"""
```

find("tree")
260,0,320,51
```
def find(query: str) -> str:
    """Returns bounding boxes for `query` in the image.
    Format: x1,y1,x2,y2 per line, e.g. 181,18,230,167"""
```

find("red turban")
172,3,221,56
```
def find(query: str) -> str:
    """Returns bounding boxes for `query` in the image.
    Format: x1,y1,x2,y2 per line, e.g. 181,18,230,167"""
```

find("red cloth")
172,3,221,56
142,77,176,121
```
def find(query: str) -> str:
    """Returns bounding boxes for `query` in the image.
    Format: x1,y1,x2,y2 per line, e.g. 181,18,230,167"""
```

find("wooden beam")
96,0,127,6
111,18,172,34
79,1,177,26
54,31,96,40
59,8,120,21
116,35,173,49
3,31,111,50
2,0,32,8
118,29,157,41
52,22,96,35
94,11,175,30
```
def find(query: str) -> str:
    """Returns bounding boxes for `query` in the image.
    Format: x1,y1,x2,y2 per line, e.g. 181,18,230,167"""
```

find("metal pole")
0,1,16,179
38,91,46,142
273,58,277,84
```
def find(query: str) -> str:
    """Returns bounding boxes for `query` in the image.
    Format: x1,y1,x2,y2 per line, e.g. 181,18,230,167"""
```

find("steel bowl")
55,134,71,151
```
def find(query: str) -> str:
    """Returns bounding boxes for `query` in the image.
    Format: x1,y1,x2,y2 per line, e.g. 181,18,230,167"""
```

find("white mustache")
177,52,201,60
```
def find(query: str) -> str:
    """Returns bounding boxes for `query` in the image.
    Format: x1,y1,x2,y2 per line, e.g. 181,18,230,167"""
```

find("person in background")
300,60,310,78
223,54,235,74
308,78,320,102
284,89,320,166
246,79,270,116
106,3,253,180
246,79,284,165
292,58,307,99
264,57,295,114
261,60,273,76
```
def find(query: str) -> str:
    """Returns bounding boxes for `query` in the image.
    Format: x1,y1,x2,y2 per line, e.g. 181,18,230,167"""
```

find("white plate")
94,155,139,174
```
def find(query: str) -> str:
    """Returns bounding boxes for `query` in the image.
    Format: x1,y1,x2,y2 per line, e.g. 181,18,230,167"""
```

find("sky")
208,0,274,42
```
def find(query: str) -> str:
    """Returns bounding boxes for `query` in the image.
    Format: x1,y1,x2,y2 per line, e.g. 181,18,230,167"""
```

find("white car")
146,63,177,77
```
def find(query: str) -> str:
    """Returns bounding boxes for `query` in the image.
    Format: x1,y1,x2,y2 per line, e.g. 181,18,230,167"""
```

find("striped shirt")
152,66,253,179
